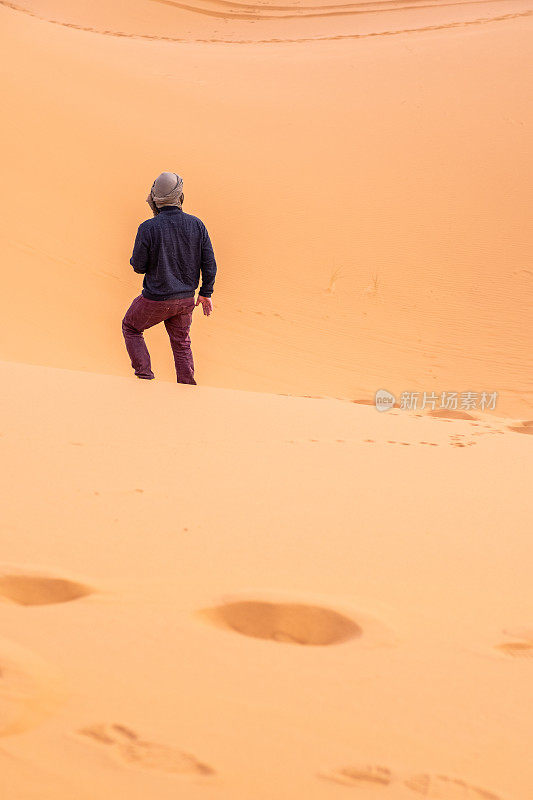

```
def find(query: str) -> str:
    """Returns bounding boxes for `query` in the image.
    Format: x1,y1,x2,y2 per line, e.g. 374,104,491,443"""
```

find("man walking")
122,172,217,384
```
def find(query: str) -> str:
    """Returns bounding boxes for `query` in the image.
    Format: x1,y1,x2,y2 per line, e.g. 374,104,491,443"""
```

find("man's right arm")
130,223,150,274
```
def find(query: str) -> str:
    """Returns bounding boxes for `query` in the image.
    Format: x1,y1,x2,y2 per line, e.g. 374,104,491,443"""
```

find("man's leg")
122,295,165,379
164,298,196,385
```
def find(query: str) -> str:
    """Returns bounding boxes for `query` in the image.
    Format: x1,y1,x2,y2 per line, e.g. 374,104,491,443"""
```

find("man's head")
147,172,184,215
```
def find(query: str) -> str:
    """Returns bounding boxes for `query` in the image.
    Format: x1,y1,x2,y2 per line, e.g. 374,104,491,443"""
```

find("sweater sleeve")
130,223,150,274
199,223,217,298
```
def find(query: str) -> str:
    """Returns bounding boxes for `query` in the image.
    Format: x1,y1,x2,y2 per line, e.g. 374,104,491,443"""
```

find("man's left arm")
195,223,217,316
198,223,217,298
130,223,150,274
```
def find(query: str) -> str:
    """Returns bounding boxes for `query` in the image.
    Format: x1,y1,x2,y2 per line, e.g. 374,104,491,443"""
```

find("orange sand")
0,1,532,798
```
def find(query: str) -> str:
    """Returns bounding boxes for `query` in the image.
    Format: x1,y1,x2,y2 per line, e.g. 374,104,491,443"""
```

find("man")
122,172,217,384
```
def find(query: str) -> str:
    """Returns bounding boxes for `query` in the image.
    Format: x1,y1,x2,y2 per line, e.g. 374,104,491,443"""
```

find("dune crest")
3,0,532,44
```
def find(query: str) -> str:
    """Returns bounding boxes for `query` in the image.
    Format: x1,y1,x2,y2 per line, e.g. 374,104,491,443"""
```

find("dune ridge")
1,0,532,44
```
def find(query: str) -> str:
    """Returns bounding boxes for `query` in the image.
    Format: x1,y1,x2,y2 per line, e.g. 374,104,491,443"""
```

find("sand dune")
0,0,532,797
0,0,531,416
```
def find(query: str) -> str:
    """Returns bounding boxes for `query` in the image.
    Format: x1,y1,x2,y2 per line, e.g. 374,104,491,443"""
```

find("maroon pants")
122,294,196,384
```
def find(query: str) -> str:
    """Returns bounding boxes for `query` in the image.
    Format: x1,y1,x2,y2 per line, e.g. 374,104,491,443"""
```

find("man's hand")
195,295,213,317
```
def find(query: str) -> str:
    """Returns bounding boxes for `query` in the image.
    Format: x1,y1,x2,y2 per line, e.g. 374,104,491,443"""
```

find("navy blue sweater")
130,206,217,300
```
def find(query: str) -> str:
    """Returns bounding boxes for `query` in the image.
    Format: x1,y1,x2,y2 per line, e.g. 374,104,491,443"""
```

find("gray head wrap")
147,172,184,215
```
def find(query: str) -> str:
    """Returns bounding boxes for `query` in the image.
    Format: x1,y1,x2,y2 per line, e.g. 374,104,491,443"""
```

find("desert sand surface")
1,359,533,800
0,0,532,798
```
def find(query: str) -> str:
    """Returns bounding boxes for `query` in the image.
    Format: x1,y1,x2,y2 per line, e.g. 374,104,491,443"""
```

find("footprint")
507,420,533,436
495,641,533,658
77,723,214,776
428,409,477,421
0,568,94,606
0,637,62,736
320,765,502,799
495,627,533,658
319,764,393,787
197,599,362,646
404,774,502,799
